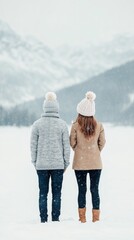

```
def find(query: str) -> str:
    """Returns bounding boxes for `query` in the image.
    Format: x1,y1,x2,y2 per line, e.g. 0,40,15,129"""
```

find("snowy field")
0,124,134,240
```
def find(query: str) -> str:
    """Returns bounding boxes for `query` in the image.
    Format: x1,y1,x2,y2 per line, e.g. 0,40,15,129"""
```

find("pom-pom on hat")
77,91,96,116
43,92,59,113
45,92,57,101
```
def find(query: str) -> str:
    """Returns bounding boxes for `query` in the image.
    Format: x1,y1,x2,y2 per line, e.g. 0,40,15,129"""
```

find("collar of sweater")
41,112,60,118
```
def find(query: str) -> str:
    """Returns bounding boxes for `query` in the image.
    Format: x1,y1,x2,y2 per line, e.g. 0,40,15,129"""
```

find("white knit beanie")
43,92,59,113
77,91,96,116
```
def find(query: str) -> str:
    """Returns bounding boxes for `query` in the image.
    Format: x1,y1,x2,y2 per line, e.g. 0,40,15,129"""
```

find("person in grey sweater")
30,92,70,223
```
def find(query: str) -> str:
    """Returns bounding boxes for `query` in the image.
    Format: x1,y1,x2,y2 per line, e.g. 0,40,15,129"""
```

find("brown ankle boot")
92,209,100,222
78,208,86,223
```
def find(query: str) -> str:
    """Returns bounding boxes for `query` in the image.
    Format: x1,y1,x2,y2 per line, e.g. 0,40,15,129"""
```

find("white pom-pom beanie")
77,91,96,116
43,92,59,113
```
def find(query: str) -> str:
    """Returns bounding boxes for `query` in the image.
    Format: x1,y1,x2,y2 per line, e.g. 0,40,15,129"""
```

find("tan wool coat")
70,121,106,170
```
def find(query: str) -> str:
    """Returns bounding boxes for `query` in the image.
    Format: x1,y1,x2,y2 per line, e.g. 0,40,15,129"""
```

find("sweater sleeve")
98,124,106,151
62,124,70,169
30,123,39,167
70,124,77,150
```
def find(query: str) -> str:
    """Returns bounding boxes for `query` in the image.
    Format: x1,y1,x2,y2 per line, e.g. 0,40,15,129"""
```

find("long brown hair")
77,114,97,138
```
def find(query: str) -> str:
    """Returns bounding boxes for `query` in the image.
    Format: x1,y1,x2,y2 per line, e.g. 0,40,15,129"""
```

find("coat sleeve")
70,124,77,150
62,124,70,170
30,123,39,167
98,124,106,151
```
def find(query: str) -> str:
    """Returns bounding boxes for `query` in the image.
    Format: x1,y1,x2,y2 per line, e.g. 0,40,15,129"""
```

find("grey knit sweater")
30,112,70,170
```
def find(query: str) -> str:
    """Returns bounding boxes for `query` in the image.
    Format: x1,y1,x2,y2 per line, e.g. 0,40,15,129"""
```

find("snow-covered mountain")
1,60,134,126
0,19,134,107
0,20,75,107
57,34,134,81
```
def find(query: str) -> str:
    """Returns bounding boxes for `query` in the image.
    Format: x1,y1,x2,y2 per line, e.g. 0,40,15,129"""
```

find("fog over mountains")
0,19,134,108
1,60,134,126
0,20,74,107
0,20,134,126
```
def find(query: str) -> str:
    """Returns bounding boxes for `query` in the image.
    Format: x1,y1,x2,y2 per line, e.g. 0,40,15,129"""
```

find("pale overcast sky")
0,0,134,47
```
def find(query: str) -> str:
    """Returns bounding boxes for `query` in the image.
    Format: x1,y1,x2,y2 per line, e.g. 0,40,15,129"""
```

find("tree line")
0,106,36,126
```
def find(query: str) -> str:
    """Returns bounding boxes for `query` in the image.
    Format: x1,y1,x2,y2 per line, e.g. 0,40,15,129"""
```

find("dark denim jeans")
75,170,101,209
37,169,64,222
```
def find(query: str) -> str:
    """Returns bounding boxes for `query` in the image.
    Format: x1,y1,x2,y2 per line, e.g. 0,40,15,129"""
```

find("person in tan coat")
70,91,106,223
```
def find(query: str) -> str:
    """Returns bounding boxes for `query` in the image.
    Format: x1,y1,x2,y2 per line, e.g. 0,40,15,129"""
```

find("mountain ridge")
0,20,134,107
1,60,134,126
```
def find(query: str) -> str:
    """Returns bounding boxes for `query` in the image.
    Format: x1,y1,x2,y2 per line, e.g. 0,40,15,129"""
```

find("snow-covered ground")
0,124,134,240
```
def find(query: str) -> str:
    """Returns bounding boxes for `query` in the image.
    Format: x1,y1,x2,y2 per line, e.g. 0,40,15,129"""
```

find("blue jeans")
37,170,64,222
75,170,101,209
